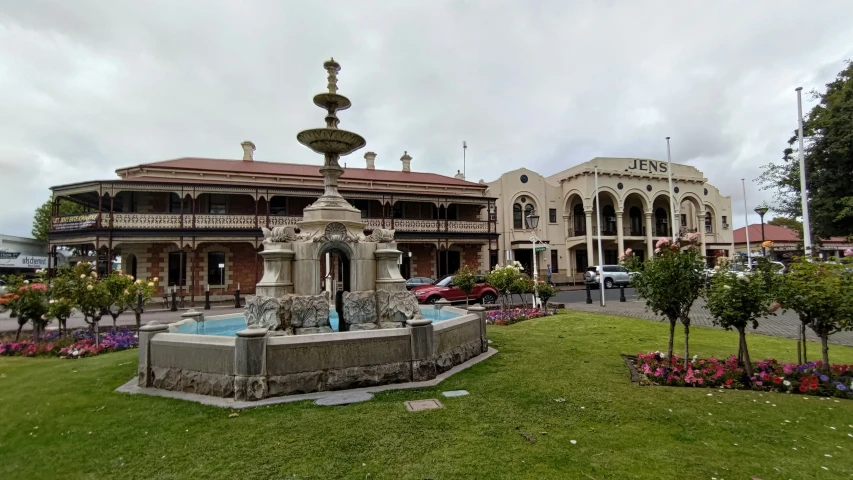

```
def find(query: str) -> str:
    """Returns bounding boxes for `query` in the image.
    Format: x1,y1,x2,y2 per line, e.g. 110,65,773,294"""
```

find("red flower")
725,379,734,386
772,376,782,385
799,384,807,393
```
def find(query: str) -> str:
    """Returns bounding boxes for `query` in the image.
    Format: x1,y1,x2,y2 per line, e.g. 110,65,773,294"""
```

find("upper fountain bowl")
313,93,351,111
296,128,366,156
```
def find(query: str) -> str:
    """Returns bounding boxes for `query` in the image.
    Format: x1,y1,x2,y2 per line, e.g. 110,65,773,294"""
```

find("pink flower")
655,237,668,248
625,248,632,255
845,248,853,257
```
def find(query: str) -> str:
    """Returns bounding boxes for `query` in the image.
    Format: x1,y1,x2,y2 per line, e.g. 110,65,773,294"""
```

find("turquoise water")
174,307,461,336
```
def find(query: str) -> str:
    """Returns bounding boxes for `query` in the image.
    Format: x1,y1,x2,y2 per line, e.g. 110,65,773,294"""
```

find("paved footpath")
562,297,853,347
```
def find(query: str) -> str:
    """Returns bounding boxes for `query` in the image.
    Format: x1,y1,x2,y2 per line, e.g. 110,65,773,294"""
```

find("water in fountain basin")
173,307,462,336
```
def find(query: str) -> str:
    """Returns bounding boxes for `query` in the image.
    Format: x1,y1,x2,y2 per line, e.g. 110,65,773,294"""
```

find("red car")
411,274,498,305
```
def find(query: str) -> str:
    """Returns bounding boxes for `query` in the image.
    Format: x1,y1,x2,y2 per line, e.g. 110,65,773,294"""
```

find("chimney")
364,151,376,170
401,151,412,172
454,169,465,180
241,141,256,162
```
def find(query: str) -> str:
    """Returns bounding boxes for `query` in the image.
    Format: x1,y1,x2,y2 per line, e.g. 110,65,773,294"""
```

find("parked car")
405,277,434,291
584,265,632,289
411,274,498,304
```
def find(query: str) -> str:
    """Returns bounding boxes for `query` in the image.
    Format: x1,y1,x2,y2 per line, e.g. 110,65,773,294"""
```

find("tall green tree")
767,216,803,238
31,198,87,241
759,61,853,239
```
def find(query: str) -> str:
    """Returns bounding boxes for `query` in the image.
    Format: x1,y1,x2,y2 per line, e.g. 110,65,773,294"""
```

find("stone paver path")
564,298,853,347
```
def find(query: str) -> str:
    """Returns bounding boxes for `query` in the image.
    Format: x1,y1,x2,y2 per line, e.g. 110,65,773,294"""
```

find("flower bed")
633,351,853,399
0,330,138,359
486,307,558,326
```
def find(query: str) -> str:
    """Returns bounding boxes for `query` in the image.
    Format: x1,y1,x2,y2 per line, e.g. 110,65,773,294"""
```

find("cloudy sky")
1,0,852,237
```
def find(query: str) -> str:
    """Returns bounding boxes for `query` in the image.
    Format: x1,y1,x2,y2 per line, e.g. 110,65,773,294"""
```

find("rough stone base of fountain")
435,338,482,375
235,376,268,401
150,367,235,398
348,324,379,331
379,322,404,329
267,361,411,397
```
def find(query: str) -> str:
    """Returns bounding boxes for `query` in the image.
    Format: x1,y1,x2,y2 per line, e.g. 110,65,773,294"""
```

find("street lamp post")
754,205,769,257
526,210,542,309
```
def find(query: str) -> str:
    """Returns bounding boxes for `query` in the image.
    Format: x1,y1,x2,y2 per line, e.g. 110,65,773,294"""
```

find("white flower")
49,299,55,304
40,314,46,320
148,282,154,287
91,271,98,278
660,353,666,359
80,274,86,279
135,279,142,284
87,285,93,291
23,280,29,284
152,277,159,282
783,380,791,387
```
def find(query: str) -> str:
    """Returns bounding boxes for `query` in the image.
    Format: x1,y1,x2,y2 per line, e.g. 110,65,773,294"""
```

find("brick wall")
408,243,436,279
461,244,483,273
229,243,260,294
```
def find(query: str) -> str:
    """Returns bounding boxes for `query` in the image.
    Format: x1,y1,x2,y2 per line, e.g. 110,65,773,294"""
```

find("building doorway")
437,250,461,279
513,248,533,276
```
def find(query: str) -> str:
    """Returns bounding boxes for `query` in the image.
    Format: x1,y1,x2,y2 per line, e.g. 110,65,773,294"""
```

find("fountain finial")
324,57,340,94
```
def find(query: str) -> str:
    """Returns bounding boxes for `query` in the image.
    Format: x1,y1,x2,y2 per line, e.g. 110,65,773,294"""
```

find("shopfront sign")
0,252,48,269
51,214,99,231
627,159,668,173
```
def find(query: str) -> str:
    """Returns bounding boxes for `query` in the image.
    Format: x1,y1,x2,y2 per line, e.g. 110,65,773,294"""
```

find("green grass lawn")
1,312,853,479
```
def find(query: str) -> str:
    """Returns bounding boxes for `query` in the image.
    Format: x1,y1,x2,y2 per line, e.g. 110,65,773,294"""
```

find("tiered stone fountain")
245,58,420,334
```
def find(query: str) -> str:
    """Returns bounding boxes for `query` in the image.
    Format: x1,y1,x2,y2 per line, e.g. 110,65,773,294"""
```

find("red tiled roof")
123,157,482,188
733,224,847,243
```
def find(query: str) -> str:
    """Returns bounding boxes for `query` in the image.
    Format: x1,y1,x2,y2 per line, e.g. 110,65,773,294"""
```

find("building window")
573,204,586,234
630,207,643,236
168,252,186,286
128,255,137,280
655,208,669,237
393,202,403,218
513,203,523,229
550,249,559,272
604,250,618,265
270,197,287,216
524,204,535,229
722,216,728,227
705,212,712,233
127,192,138,213
352,199,369,219
603,205,616,234
169,193,182,213
208,252,226,285
209,194,226,214
680,214,687,227
549,208,557,224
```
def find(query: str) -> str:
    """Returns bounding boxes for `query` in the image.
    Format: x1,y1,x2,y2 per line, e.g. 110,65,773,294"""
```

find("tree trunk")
94,319,100,348
820,333,830,373
801,323,808,363
737,336,744,365
683,323,690,371
667,319,676,365
738,327,753,377
135,311,142,331
796,324,802,365
15,323,23,342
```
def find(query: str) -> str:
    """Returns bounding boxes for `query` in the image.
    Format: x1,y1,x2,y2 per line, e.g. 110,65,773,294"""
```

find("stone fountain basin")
137,305,488,402
296,128,366,155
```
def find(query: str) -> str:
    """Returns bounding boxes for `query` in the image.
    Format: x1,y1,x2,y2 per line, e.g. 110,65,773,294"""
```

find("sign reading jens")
627,159,668,173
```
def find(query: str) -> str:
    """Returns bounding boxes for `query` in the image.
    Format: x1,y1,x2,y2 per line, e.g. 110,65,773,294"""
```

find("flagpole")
463,141,467,180
595,166,606,307
742,178,751,267
666,137,677,242
795,87,813,257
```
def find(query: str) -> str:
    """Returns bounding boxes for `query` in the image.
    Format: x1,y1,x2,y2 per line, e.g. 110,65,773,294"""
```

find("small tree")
777,257,853,370
0,275,50,341
705,258,779,377
509,274,535,308
47,267,76,336
485,262,524,309
102,271,135,328
70,263,112,347
624,236,705,368
124,277,159,330
452,265,477,306
535,281,557,312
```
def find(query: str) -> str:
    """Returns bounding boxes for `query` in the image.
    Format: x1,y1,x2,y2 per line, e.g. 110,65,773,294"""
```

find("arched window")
603,205,616,234
629,207,642,236
705,212,712,233
513,204,523,229
573,204,585,234
655,207,669,237
524,204,535,229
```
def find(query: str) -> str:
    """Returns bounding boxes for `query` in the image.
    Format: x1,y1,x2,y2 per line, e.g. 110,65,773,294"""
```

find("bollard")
170,289,177,312
619,284,626,302
234,288,242,308
585,282,592,304
204,289,211,310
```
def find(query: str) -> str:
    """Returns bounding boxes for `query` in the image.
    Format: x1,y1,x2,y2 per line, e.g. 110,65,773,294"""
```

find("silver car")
584,265,632,288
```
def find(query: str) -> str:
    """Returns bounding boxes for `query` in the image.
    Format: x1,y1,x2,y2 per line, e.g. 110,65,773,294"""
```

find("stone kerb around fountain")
136,305,488,401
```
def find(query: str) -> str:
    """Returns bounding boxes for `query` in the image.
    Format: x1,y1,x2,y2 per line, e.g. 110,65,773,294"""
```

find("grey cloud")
1,0,852,237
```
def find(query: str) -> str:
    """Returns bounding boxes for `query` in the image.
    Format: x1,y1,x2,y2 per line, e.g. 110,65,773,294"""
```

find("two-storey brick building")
47,143,498,303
